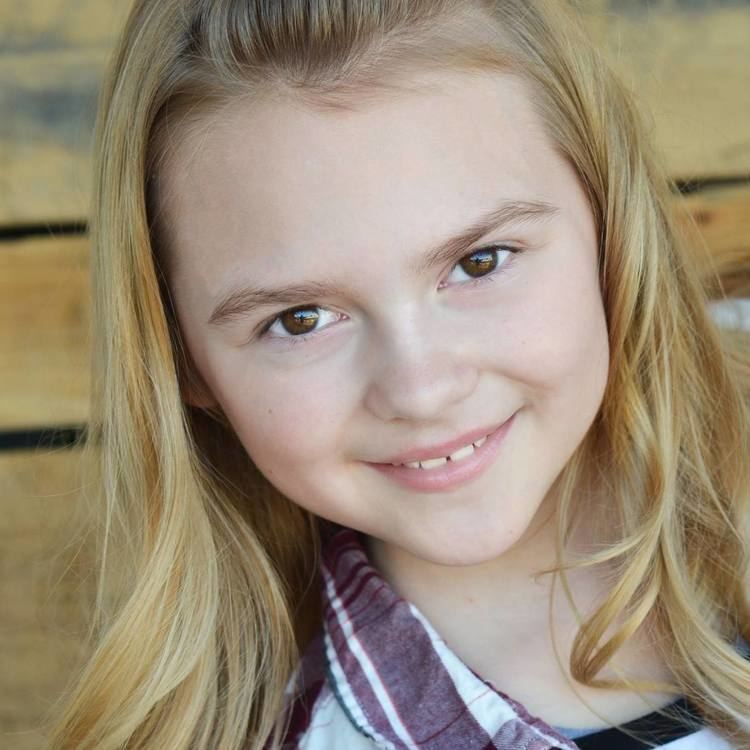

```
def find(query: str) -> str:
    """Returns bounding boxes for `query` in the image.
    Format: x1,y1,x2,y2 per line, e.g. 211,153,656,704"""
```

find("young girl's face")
160,70,610,566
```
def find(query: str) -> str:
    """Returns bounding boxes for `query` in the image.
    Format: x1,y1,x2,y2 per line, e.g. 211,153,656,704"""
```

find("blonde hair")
46,0,750,748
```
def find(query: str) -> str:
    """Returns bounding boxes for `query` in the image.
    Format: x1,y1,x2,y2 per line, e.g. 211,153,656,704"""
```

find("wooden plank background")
0,1,748,748
580,0,750,179
0,237,89,430
0,1,131,226
0,448,95,750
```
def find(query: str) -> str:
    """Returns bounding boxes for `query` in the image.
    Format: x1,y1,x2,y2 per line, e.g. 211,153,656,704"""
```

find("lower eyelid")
467,272,500,287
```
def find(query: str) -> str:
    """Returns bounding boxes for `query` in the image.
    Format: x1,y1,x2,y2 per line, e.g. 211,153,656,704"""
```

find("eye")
443,244,517,286
262,305,343,339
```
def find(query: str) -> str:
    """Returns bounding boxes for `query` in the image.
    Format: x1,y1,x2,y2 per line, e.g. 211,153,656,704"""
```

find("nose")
362,320,479,423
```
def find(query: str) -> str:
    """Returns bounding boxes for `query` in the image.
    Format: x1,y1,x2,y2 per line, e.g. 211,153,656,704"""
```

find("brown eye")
443,244,518,287
279,306,320,335
262,305,342,342
459,248,499,278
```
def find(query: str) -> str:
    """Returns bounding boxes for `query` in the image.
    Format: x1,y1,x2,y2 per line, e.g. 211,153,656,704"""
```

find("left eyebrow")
207,198,560,328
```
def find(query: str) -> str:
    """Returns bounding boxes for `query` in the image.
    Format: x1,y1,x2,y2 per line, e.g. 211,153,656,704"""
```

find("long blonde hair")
46,0,750,747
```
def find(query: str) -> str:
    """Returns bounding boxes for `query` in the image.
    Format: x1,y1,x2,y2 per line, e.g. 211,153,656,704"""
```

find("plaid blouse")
274,524,736,749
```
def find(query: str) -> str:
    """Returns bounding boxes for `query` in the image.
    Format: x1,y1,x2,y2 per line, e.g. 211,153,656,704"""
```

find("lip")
380,419,511,465
366,410,518,493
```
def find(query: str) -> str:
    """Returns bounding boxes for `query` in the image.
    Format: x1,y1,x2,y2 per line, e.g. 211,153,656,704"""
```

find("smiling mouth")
392,434,489,470
367,412,517,493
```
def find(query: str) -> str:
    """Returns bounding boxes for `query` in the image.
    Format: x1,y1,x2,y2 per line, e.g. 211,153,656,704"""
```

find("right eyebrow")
207,198,559,328
208,280,346,328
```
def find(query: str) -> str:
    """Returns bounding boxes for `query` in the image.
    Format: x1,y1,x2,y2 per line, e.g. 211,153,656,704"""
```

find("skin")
159,69,674,727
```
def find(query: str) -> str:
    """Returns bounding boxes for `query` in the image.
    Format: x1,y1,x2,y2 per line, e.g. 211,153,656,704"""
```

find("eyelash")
255,243,523,345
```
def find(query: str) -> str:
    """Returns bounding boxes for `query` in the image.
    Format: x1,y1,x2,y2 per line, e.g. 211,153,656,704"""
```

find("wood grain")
0,0,131,225
0,236,90,430
1,0,749,225
678,183,750,297
0,447,95,750
579,0,750,179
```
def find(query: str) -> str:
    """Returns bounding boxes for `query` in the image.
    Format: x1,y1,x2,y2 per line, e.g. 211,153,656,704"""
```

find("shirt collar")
318,523,579,750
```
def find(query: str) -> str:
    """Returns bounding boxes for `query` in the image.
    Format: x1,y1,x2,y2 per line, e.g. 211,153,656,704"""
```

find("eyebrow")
207,198,560,328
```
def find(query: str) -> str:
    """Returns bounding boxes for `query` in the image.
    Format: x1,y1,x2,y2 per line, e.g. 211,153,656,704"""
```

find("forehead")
159,70,575,289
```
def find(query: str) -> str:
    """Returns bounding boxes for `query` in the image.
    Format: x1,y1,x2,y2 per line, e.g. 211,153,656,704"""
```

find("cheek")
494,251,609,411
220,362,354,484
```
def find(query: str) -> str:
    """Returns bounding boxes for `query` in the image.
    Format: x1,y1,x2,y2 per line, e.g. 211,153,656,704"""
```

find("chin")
407,525,529,568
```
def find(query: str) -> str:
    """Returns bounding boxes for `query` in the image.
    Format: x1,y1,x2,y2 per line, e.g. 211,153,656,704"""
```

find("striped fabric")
273,524,735,749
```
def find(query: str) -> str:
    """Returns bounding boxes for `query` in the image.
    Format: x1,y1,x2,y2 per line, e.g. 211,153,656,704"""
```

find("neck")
365,488,575,644
363,484,678,728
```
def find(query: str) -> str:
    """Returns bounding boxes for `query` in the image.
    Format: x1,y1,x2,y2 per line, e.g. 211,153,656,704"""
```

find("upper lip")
375,416,512,465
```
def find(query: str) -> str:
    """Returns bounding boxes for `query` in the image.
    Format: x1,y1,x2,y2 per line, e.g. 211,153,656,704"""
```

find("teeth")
398,434,490,470
420,456,448,469
449,444,474,462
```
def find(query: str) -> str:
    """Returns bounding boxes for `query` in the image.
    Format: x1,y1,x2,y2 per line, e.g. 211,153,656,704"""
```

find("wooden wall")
1,1,749,748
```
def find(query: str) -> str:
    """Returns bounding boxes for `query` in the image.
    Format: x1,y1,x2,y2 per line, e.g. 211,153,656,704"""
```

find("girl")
47,0,750,748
